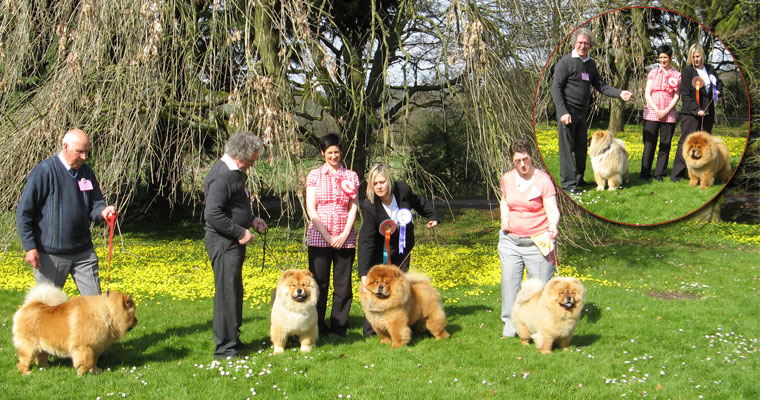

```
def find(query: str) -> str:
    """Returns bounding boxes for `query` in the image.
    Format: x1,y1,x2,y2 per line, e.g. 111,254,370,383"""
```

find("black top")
203,159,253,240
679,64,723,117
357,181,440,277
551,53,622,121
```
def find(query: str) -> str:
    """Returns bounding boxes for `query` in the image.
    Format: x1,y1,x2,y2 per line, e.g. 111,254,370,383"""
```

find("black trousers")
641,120,676,179
308,246,355,334
671,113,715,181
205,231,246,356
558,116,589,191
362,253,413,336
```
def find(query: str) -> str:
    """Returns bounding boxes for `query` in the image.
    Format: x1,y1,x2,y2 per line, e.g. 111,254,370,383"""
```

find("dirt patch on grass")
647,291,700,300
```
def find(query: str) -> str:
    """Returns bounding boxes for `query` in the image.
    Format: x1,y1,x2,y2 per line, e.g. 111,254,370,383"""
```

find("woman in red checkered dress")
305,133,360,337
641,44,681,181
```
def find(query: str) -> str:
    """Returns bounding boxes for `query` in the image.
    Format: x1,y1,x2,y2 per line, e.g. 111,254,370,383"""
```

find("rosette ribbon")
379,219,397,264
339,177,357,199
667,76,679,91
395,208,413,254
709,75,718,103
691,76,704,108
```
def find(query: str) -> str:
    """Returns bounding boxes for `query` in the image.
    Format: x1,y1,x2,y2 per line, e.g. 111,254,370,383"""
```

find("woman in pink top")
641,44,681,181
498,139,560,338
305,133,360,336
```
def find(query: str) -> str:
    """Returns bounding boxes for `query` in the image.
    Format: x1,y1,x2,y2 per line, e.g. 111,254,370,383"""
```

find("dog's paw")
299,345,312,353
272,346,285,355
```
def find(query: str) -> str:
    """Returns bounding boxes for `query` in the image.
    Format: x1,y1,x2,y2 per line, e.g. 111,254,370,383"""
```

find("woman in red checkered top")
641,44,681,181
305,133,360,337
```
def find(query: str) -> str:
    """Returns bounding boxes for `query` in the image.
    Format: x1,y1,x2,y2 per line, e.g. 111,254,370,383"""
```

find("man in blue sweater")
204,132,267,359
16,129,117,295
551,28,633,193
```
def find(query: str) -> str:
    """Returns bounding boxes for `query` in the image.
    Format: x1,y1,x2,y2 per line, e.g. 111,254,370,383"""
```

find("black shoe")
214,351,240,360
318,327,332,336
654,176,663,182
235,342,253,351
578,180,592,188
332,329,347,337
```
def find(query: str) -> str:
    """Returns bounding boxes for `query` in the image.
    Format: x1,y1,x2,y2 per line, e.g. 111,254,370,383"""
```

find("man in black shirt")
551,28,633,193
204,132,267,359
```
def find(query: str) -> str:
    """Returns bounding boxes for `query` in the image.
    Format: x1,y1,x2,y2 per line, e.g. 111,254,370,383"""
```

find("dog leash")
104,212,118,296
396,224,434,268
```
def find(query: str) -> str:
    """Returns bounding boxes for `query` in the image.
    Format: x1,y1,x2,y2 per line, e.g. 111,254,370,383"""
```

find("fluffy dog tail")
405,270,432,285
514,278,545,305
23,284,68,307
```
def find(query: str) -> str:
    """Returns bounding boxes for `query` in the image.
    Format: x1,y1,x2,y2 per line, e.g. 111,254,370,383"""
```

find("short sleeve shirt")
306,164,360,248
501,169,556,237
643,67,681,123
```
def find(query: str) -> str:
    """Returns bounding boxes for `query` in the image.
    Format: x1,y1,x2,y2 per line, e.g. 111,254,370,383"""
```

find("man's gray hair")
571,27,594,47
225,132,265,162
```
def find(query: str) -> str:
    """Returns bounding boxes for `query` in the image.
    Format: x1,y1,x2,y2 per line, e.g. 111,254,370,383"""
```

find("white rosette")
395,208,413,254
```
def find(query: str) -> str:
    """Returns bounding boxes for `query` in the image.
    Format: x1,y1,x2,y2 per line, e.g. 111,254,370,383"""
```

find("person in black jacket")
551,27,633,193
16,129,116,296
671,43,724,182
203,132,267,359
357,162,440,336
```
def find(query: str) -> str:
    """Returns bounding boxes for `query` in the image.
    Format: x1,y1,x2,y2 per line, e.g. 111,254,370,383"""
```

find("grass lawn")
0,210,758,399
535,122,749,225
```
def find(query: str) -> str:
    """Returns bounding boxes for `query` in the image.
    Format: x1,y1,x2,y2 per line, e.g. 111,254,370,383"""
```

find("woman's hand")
330,231,349,249
656,109,668,120
426,220,438,228
500,218,509,232
548,225,558,239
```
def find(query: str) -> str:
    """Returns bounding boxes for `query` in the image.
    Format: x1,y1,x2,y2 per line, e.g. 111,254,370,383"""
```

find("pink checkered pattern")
306,164,360,248
643,67,681,123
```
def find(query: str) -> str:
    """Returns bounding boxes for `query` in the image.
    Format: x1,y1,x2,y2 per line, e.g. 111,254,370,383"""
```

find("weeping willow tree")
0,1,461,225
456,1,758,241
0,0,756,249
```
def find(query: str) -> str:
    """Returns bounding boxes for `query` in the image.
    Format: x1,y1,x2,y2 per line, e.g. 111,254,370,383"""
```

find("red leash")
105,212,117,295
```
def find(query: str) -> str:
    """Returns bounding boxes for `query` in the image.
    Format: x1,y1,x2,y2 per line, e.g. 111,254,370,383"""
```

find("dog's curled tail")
23,284,68,306
514,278,545,305
405,270,432,285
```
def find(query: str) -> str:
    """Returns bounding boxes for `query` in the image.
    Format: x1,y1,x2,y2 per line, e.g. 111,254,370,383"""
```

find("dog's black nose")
378,285,384,291
296,288,303,295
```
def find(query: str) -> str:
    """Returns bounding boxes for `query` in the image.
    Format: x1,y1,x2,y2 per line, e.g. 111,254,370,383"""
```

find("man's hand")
619,90,633,102
560,113,572,125
25,249,41,269
238,229,254,245
252,217,268,233
426,220,438,228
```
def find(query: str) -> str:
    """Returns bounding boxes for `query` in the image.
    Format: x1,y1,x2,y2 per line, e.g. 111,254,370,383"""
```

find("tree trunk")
688,194,724,223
